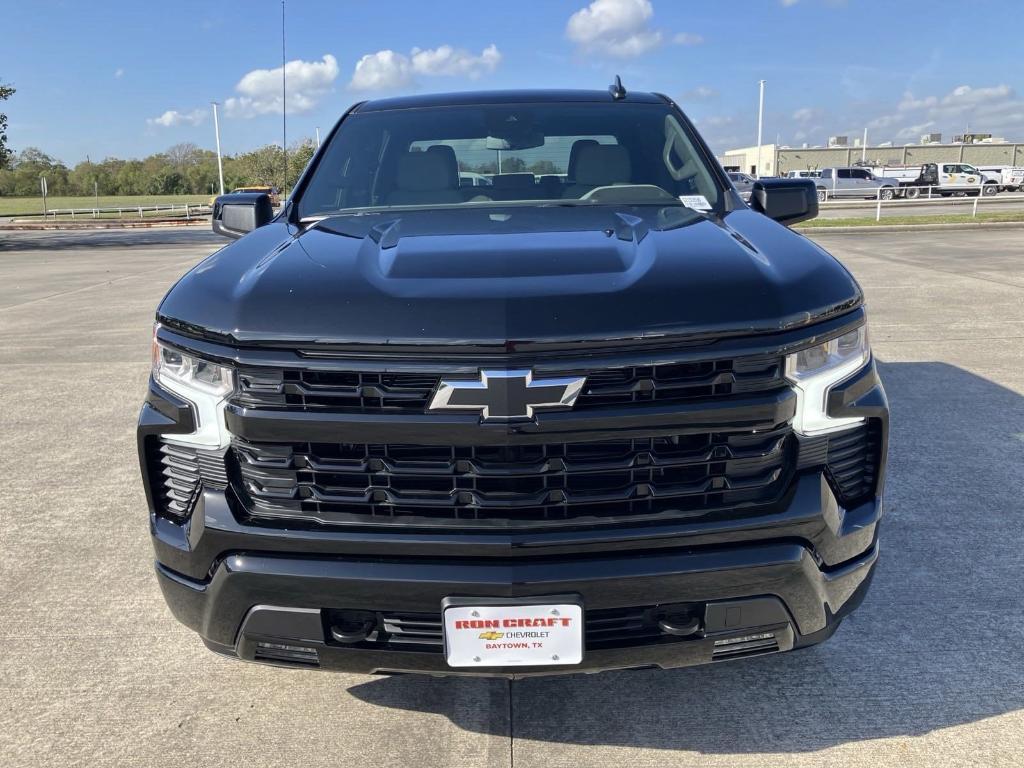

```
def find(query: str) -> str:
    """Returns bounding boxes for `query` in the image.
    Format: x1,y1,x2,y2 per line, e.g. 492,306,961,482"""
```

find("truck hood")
159,206,861,348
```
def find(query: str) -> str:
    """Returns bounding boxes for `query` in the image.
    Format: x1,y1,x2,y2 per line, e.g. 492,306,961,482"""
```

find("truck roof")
353,89,669,112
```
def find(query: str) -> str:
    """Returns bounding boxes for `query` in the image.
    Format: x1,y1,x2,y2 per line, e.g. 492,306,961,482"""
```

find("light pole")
211,101,225,196
755,80,766,178
315,126,321,148
862,127,868,163
281,0,288,192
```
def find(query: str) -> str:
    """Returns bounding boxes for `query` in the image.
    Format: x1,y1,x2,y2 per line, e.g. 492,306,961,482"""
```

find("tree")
165,142,201,169
529,159,558,176
0,134,320,198
233,144,287,188
9,147,70,195
0,82,14,168
500,156,527,173
288,138,317,186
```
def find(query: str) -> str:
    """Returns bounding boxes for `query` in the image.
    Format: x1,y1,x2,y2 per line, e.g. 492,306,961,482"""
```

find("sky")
4,0,1023,164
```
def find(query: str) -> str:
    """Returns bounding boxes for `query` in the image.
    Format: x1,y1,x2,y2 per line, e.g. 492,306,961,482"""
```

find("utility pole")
211,101,225,196
281,0,288,193
862,127,868,163
755,80,766,178
315,126,321,148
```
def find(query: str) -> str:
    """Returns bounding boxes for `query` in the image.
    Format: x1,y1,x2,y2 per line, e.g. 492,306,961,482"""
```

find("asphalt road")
1,226,1022,767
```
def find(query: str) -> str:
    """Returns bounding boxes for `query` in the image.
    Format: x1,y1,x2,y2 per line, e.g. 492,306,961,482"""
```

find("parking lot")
1,226,1022,767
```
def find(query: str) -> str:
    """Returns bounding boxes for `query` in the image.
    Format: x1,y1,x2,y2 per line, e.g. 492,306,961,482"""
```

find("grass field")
798,211,1024,228
0,194,211,217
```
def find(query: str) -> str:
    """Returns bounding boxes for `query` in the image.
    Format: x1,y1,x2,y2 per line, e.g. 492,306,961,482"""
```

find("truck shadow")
347,360,1024,752
0,228,221,251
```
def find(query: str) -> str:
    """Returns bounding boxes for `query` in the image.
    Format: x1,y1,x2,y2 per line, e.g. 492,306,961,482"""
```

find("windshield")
297,102,723,219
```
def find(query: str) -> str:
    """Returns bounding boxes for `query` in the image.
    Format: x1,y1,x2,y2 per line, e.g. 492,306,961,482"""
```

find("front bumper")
155,516,877,676
140,345,888,677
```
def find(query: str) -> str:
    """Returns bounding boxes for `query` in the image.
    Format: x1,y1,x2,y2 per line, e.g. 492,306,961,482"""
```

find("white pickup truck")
869,162,999,197
815,166,903,201
976,165,1024,193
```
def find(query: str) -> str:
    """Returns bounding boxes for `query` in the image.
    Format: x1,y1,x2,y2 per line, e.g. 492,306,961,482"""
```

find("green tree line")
0,140,317,197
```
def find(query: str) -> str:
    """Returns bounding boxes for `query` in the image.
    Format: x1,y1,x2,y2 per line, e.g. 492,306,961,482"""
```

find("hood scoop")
357,217,646,282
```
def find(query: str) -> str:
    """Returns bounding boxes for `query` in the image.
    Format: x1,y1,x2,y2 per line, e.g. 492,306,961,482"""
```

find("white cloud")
147,109,205,128
411,44,501,77
895,121,937,139
114,68,124,79
672,32,703,46
349,44,501,91
876,83,1020,140
225,54,339,118
349,50,414,91
792,107,822,122
566,0,663,58
682,86,716,100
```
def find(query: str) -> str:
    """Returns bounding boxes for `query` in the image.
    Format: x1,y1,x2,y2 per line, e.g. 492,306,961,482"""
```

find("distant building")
719,139,1024,176
718,144,778,176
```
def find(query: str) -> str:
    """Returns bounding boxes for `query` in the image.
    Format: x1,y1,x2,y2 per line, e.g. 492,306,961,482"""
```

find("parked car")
143,85,887,677
815,167,903,201
727,171,755,201
459,171,493,187
785,170,821,179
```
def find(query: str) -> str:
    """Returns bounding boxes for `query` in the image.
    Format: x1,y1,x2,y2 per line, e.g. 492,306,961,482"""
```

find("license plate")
443,602,584,667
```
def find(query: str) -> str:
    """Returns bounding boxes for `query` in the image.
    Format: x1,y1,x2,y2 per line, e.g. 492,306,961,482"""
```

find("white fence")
37,203,212,221
817,185,1024,222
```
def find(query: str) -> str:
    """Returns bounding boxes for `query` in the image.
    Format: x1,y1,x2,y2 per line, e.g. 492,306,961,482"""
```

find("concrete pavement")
1,227,1022,767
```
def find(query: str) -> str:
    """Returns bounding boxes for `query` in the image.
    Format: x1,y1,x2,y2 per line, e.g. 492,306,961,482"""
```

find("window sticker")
679,195,712,211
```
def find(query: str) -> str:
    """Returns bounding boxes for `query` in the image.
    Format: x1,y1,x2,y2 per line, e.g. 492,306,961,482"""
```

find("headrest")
426,145,459,187
573,144,632,187
567,138,600,180
396,150,458,191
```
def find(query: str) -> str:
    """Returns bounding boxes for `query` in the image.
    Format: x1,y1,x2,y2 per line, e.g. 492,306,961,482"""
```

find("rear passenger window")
408,136,617,182
837,169,852,179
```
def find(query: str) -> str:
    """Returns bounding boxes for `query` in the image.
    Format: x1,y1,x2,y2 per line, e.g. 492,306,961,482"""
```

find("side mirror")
749,178,818,226
212,192,274,239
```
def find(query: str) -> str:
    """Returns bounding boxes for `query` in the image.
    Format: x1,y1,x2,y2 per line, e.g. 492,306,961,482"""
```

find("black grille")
572,355,783,408
329,604,699,652
148,439,228,519
230,426,794,530
233,354,784,414
825,421,882,507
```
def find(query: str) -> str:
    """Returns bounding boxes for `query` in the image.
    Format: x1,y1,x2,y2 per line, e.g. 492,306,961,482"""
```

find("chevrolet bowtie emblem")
427,369,587,422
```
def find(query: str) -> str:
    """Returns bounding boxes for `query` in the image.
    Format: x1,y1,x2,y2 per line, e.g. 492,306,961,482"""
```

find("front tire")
879,187,895,201
904,186,921,199
817,188,827,202
983,184,998,196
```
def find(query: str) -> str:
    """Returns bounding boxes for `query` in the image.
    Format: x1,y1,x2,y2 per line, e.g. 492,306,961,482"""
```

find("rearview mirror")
749,178,818,226
212,192,274,239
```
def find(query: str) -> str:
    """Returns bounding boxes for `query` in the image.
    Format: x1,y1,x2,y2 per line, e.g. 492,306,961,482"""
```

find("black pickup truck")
138,84,888,676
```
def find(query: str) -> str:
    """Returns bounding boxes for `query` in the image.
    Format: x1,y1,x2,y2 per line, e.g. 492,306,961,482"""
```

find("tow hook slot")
657,614,702,637
329,610,376,644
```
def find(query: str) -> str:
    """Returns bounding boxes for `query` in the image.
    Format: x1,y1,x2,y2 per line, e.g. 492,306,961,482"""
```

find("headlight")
785,324,870,435
152,325,234,447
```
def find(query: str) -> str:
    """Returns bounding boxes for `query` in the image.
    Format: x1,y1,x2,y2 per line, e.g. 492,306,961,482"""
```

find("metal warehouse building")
720,142,1024,176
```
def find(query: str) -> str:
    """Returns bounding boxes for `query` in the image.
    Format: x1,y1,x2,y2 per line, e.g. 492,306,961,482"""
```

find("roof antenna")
609,75,626,100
